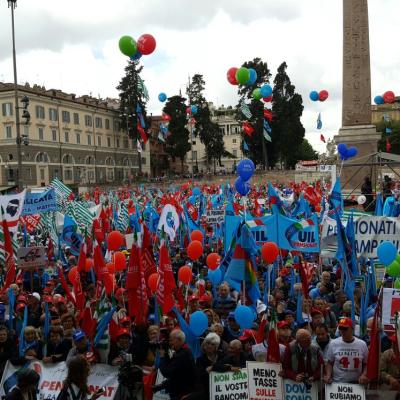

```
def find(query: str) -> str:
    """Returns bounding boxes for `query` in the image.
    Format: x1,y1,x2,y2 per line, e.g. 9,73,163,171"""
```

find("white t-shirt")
326,337,368,383
252,341,286,362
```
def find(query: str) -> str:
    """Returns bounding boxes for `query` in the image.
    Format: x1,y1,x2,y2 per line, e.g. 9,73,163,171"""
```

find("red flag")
126,242,148,324
137,123,148,144
255,317,268,344
47,236,54,262
77,242,87,273
141,225,157,281
80,305,96,339
186,202,198,222
0,215,16,295
20,215,40,234
299,261,314,298
266,316,280,363
386,138,391,153
93,243,106,277
157,242,176,314
57,266,77,306
320,134,326,143
93,218,104,244
366,301,381,380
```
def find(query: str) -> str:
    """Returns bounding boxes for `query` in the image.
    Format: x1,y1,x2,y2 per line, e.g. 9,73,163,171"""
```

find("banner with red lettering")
246,361,283,400
0,361,119,400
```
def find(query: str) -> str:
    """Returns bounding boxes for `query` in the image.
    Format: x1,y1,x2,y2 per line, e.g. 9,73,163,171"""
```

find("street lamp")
7,0,23,189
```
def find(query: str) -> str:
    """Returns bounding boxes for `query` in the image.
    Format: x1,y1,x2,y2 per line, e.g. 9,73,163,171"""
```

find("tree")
270,62,305,169
186,74,226,170
116,60,149,142
235,58,272,168
163,95,191,173
375,120,400,154
297,139,318,161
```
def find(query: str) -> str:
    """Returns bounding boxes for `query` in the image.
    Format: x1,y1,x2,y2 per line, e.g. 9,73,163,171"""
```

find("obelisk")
335,0,381,190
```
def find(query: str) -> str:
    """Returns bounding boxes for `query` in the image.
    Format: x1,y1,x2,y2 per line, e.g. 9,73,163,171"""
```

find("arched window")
35,152,49,163
122,157,131,166
105,157,115,166
62,154,74,164
86,156,95,165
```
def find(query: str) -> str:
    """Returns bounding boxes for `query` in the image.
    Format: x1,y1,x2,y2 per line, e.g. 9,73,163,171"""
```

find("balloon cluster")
118,34,156,60
374,91,396,105
377,241,400,287
337,143,358,161
234,158,255,196
309,90,329,102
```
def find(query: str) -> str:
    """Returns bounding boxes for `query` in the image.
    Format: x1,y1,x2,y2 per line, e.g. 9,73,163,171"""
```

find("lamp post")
7,0,23,189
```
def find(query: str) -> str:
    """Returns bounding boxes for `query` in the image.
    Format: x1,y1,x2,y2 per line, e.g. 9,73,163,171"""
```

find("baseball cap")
16,303,26,312
54,296,66,304
338,317,353,328
31,292,41,302
72,330,86,342
188,295,199,302
239,329,256,342
284,310,295,317
227,312,236,320
116,328,131,339
277,321,290,329
311,308,323,317
256,303,267,315
199,294,212,303
120,317,131,325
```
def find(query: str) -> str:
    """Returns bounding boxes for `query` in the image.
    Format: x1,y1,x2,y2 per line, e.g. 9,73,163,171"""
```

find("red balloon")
227,67,238,85
187,240,203,261
319,90,329,102
383,91,395,104
261,242,279,264
206,253,221,270
263,96,273,102
108,231,124,251
68,266,78,284
106,262,116,274
178,265,192,285
191,230,204,242
137,34,156,55
103,273,115,295
148,273,159,293
84,258,94,272
114,251,127,271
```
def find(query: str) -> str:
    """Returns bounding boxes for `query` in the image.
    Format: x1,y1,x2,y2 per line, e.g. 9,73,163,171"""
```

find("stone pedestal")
334,125,381,191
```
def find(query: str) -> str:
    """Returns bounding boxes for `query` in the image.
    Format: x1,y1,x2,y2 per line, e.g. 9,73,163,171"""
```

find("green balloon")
386,260,400,277
395,278,400,289
119,36,137,57
236,67,250,85
252,88,262,100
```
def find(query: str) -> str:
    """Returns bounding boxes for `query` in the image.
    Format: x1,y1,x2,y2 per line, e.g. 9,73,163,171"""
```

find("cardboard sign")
0,361,119,399
246,362,283,400
17,246,47,269
210,369,248,400
283,379,318,400
325,383,365,400
382,288,400,328
206,209,225,224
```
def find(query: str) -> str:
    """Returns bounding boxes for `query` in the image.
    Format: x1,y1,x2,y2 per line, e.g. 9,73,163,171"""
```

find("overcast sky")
0,0,398,153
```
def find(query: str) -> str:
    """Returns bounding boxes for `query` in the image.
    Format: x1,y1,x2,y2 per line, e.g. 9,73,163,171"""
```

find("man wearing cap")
252,324,286,362
199,294,212,310
212,283,236,320
324,318,369,384
27,293,41,328
66,330,99,363
222,312,242,343
108,329,134,366
379,334,400,391
188,295,200,314
239,330,256,361
277,321,292,347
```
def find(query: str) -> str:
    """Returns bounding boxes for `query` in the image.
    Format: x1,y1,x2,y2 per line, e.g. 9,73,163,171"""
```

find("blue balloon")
377,241,398,266
309,91,319,102
337,143,347,156
191,105,198,114
235,176,250,196
237,158,255,181
347,147,358,158
374,95,384,105
130,51,142,61
247,68,258,86
208,268,222,286
158,92,167,102
189,311,208,336
192,187,201,196
234,305,255,329
260,84,273,98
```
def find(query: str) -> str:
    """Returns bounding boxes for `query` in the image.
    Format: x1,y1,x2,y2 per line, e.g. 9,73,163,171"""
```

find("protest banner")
206,209,225,224
283,379,318,400
321,216,400,258
246,362,283,400
20,214,41,233
325,383,365,400
22,188,57,215
209,368,248,400
153,370,170,400
382,288,400,328
17,246,47,269
0,189,26,232
0,361,119,400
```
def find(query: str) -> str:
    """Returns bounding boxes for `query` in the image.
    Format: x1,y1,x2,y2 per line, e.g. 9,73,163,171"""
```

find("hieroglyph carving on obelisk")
342,0,372,127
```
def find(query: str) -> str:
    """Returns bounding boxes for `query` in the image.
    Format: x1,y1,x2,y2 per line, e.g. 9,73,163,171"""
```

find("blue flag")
317,113,322,130
19,306,28,357
329,178,343,217
94,307,116,347
375,193,383,216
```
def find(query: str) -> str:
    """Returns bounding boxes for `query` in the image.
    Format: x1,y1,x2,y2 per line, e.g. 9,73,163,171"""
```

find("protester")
6,369,40,400
379,334,400,391
43,325,72,363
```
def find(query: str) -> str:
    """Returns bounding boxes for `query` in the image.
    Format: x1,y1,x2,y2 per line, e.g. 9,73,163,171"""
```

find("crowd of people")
0,177,399,400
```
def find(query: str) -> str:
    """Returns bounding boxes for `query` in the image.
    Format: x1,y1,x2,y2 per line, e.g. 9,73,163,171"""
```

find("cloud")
0,0,398,155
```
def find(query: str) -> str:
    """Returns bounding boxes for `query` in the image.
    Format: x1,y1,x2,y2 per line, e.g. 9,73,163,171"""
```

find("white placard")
246,361,283,400
210,368,248,399
325,383,365,400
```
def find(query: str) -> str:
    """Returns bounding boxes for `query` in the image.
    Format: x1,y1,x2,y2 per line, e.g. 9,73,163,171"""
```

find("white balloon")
357,195,366,205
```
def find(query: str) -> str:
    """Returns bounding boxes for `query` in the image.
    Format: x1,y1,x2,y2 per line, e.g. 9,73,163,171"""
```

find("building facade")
371,97,400,124
0,82,150,188
186,103,243,174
